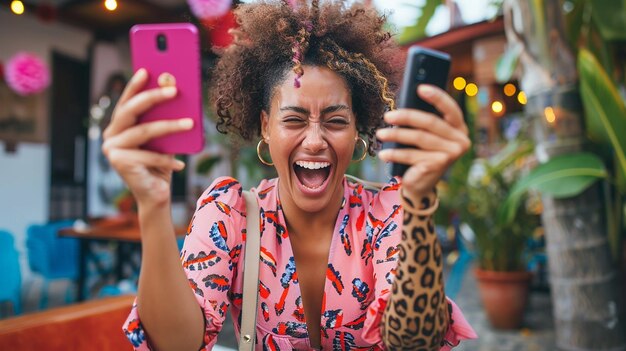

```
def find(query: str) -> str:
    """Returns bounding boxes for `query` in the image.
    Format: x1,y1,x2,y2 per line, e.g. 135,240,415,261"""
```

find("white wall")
0,9,92,280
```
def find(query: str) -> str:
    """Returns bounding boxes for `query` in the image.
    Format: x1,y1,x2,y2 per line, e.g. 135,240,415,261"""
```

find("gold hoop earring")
352,137,368,163
256,139,274,166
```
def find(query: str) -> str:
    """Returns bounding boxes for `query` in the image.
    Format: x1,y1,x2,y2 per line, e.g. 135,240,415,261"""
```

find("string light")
465,83,478,97
491,101,504,115
504,83,516,97
544,107,556,123
453,77,466,91
11,0,25,15
104,0,118,11
518,91,527,105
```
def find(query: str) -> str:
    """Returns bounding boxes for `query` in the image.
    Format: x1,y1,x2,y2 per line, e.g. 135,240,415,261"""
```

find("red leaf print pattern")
327,264,344,295
260,246,278,276
275,285,289,316
259,281,271,299
293,296,305,322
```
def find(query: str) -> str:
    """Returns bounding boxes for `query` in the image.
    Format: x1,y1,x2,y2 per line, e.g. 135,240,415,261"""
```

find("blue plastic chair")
26,220,78,309
0,230,22,316
99,238,184,299
445,221,476,300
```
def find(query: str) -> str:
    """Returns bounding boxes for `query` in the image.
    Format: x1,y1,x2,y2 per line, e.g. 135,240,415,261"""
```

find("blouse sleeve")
361,181,477,350
122,176,246,350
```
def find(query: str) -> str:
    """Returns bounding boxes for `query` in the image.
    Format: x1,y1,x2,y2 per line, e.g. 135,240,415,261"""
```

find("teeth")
295,161,331,170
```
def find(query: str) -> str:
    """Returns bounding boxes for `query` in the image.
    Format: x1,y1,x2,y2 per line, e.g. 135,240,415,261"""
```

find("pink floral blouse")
123,176,476,350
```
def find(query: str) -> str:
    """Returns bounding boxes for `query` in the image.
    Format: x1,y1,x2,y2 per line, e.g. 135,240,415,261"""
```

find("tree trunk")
503,1,626,349
543,184,624,350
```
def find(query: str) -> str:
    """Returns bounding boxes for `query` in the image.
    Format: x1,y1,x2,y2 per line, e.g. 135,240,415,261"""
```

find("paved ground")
9,263,556,351
453,263,556,351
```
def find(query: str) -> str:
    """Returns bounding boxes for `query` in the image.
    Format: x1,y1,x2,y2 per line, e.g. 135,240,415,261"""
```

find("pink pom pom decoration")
6,52,51,96
187,0,232,20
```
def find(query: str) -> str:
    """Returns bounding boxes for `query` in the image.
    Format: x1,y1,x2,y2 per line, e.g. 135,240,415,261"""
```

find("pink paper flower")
6,52,51,96
187,0,232,20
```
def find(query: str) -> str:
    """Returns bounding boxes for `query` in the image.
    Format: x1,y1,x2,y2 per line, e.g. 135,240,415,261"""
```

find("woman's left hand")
376,84,471,199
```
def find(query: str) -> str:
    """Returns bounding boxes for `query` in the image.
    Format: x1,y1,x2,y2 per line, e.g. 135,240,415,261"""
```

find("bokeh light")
504,83,516,97
105,0,118,11
11,0,25,15
465,83,478,97
491,101,504,115
518,91,527,105
544,106,556,123
453,77,467,91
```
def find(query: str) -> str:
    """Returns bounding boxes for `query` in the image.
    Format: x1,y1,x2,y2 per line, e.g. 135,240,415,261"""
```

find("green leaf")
397,0,442,45
495,45,522,83
488,139,534,174
195,155,222,175
590,0,626,41
499,152,607,225
618,154,626,195
579,48,626,192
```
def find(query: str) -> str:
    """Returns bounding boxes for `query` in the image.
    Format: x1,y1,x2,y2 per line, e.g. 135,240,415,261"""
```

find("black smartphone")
384,46,451,177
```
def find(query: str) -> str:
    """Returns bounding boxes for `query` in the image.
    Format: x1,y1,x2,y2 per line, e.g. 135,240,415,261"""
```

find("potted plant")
460,137,541,329
494,0,626,345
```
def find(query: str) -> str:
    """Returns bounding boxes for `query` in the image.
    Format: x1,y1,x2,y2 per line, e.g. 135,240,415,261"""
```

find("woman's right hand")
102,68,194,208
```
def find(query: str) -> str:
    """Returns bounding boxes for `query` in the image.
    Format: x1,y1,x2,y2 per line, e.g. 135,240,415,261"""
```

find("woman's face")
261,65,358,214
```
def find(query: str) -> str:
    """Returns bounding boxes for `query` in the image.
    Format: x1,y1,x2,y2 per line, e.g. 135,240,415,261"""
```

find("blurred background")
0,0,625,350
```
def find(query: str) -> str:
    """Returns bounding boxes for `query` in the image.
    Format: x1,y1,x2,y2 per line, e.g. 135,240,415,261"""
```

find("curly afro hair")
210,0,403,154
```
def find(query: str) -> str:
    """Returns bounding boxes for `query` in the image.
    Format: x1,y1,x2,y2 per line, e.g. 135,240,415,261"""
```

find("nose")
302,121,328,153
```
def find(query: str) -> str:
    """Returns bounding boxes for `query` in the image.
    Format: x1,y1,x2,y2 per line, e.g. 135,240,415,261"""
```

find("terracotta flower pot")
474,268,532,329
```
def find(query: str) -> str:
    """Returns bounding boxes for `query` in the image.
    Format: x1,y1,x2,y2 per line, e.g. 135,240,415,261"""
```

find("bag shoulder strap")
344,174,385,191
240,190,261,351
238,176,380,349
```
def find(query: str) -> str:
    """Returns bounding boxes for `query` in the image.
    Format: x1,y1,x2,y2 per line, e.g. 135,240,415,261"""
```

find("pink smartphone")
130,23,204,154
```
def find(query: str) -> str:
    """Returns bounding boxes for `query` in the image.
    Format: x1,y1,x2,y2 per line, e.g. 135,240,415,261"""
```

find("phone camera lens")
416,67,427,81
157,34,167,52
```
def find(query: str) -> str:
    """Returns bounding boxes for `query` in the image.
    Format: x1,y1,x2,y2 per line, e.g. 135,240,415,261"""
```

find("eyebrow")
279,104,351,115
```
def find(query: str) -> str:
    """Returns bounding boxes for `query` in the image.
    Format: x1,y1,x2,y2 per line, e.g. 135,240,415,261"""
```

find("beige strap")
345,174,385,191
239,190,261,351
346,174,439,215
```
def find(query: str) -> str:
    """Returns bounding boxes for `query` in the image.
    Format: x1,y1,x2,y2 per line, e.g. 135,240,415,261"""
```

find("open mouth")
293,160,332,190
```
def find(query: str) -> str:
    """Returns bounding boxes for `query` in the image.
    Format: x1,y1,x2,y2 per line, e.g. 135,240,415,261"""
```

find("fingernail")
175,160,186,170
419,84,436,98
135,68,146,79
376,129,389,138
162,86,177,97
178,118,194,129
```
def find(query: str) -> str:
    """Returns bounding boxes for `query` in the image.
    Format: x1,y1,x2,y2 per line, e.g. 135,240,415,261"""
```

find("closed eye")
327,118,349,125
325,117,351,129
283,117,306,123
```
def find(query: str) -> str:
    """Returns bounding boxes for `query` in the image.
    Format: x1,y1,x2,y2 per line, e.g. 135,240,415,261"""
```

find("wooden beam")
404,17,505,51
0,0,189,37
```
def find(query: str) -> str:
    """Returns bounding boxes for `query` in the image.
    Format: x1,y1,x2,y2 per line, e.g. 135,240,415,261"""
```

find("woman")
103,1,476,350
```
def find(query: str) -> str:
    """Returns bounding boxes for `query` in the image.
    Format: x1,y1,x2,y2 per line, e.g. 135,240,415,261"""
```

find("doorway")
49,51,90,221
